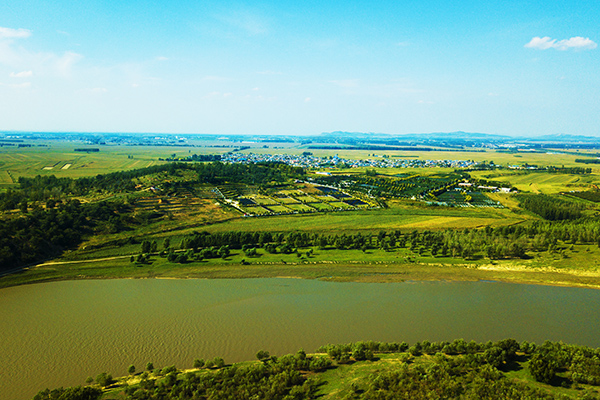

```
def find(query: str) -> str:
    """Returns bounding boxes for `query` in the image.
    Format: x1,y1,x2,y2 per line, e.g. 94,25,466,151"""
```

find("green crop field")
201,203,526,235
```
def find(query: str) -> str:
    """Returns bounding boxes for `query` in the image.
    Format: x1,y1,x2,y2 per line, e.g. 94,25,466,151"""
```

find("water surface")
1,278,599,400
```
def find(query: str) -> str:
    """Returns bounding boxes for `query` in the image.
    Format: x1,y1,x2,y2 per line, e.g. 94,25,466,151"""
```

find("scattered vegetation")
33,339,600,400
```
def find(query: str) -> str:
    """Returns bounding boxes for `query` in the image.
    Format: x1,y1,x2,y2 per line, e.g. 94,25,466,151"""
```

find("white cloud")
304,97,311,103
10,70,33,78
525,36,597,51
156,56,168,61
0,33,83,77
90,87,107,93
0,27,32,39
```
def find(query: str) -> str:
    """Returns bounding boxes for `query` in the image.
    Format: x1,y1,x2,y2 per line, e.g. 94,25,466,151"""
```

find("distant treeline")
576,158,600,164
545,166,592,174
74,148,100,152
160,154,221,162
33,338,600,400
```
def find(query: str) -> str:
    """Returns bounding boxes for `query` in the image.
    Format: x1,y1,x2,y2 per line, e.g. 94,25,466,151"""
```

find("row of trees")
313,172,464,199
173,219,600,262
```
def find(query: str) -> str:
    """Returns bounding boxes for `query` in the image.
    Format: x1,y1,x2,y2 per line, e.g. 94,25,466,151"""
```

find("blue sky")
0,1,598,136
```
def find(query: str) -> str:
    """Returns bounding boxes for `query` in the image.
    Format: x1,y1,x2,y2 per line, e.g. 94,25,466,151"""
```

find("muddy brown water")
2,278,600,400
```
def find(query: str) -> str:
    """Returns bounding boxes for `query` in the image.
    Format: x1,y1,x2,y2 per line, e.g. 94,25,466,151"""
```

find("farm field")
469,169,600,194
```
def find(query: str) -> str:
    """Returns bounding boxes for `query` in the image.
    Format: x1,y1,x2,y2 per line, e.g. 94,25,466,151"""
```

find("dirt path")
38,255,133,266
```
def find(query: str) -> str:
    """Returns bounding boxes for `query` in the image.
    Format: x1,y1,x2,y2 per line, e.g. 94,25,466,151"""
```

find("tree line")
168,220,600,263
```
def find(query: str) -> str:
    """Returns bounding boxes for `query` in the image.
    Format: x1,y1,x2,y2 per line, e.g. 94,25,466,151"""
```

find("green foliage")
95,372,113,387
517,194,584,221
529,352,557,384
256,350,270,361
37,339,600,400
33,386,102,400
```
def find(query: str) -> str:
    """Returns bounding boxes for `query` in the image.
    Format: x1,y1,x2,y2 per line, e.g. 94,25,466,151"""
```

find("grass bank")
3,243,600,290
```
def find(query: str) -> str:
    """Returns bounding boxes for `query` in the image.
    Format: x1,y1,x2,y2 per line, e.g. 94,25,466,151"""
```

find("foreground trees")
34,339,600,400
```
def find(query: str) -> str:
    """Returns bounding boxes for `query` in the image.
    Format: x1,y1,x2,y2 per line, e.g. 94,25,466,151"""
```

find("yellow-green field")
470,170,600,194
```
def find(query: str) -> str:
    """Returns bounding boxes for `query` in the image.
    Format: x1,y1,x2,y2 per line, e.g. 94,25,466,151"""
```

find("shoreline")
2,259,600,290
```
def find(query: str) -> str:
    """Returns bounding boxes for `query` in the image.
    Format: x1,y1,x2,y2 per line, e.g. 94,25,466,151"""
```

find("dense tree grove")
33,339,600,400
32,386,102,400
517,194,585,221
0,199,133,272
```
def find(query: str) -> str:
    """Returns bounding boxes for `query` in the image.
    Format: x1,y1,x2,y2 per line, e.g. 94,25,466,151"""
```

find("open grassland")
0,143,166,187
470,169,600,193
203,202,529,235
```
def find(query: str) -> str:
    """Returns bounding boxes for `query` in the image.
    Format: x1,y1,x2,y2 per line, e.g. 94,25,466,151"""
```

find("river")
1,278,599,400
